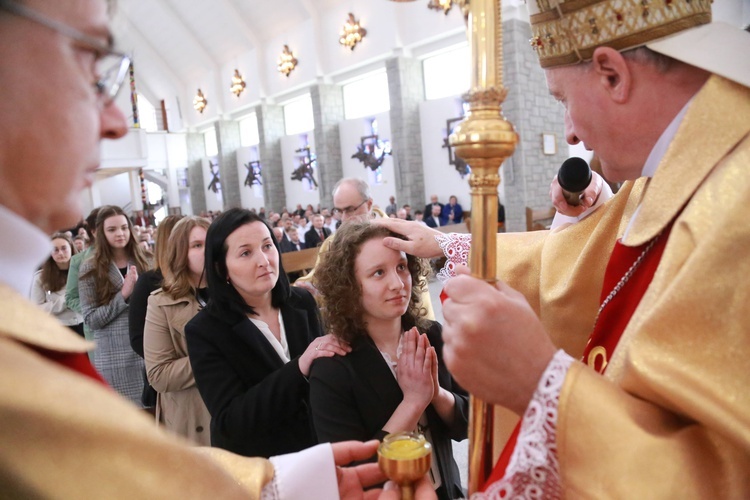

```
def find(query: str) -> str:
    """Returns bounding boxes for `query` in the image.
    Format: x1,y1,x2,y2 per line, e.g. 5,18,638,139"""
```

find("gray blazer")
79,258,145,406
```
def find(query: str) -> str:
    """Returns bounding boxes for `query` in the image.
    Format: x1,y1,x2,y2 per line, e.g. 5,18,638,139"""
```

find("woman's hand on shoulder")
396,328,433,409
299,333,351,377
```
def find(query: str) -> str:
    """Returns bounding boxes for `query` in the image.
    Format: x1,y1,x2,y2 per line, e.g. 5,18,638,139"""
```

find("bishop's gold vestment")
492,75,750,497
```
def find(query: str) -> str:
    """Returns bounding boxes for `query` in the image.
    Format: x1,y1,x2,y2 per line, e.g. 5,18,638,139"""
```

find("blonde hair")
153,215,183,272
161,216,211,300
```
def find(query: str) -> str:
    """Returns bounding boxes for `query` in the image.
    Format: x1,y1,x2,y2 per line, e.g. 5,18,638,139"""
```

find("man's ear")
591,47,631,104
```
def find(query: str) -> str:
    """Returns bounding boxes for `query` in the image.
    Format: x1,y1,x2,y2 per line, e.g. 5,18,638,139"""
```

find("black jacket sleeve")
128,270,162,358
309,356,383,443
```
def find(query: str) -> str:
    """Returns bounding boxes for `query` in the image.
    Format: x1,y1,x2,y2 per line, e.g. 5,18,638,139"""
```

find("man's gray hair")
622,46,675,73
332,177,371,201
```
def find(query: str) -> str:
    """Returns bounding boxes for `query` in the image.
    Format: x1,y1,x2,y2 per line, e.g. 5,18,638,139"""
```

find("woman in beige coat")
144,216,212,445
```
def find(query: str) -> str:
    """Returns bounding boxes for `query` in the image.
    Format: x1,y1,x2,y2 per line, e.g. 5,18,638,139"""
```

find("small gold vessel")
378,432,432,500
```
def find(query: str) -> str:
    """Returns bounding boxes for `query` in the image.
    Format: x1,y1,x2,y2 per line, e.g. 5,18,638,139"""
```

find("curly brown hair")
313,222,431,344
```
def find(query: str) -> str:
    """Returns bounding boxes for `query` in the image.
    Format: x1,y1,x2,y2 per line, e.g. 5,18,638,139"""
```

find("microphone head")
558,157,592,193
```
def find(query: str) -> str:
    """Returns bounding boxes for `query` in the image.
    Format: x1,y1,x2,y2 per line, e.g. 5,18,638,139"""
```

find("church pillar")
501,19,568,231
386,55,426,210
215,120,242,209
256,103,286,212
186,132,207,216
310,83,345,209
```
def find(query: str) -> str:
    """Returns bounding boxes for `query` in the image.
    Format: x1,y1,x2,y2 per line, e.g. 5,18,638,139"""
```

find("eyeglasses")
332,199,368,217
0,0,131,104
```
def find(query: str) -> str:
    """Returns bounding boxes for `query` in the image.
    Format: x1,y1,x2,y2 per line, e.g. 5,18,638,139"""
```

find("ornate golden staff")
387,0,517,492
450,0,518,493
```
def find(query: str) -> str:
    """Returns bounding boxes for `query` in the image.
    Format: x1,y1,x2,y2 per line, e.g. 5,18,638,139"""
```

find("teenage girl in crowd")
30,233,84,336
144,216,211,444
79,205,151,406
185,208,348,457
310,221,468,500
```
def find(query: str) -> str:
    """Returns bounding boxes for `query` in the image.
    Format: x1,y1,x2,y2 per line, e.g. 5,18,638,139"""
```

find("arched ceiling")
109,0,749,130
109,0,531,128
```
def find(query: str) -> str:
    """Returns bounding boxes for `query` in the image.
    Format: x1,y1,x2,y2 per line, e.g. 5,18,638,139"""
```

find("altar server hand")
332,440,387,500
374,218,443,259
380,477,437,499
299,333,351,377
441,265,557,415
550,169,605,217
397,328,434,409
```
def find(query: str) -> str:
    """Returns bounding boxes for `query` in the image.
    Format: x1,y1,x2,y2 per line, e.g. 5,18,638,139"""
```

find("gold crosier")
451,0,518,493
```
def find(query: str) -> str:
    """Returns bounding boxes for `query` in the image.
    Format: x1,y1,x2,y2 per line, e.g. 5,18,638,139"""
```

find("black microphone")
558,157,592,207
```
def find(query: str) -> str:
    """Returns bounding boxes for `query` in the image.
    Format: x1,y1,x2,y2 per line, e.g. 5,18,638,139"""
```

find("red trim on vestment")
32,346,109,386
481,224,672,491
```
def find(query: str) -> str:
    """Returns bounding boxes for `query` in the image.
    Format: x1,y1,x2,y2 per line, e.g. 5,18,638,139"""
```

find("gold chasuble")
0,283,273,499
490,75,750,497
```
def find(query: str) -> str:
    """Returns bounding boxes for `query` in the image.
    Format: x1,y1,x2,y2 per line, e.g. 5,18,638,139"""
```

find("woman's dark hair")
39,233,77,293
83,207,101,243
82,205,151,306
203,208,290,320
313,221,430,344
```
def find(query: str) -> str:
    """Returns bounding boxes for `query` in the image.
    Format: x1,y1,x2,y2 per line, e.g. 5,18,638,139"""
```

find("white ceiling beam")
160,0,225,115
298,0,326,77
219,0,270,98
159,0,220,65
116,11,183,97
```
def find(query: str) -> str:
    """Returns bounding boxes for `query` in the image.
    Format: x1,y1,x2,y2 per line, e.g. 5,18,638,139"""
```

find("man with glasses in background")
0,1,409,498
294,178,436,320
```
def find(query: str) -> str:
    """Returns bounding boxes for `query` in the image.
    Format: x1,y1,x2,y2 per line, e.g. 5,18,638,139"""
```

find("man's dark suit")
425,216,441,229
280,238,303,253
304,226,330,249
424,203,444,218
309,321,468,500
185,288,323,458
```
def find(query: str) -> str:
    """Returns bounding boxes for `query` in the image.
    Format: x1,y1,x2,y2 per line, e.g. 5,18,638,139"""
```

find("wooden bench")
526,206,556,231
436,222,470,234
281,247,319,279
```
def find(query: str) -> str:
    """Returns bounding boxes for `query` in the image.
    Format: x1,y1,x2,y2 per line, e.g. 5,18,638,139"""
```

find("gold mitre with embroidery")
527,0,712,68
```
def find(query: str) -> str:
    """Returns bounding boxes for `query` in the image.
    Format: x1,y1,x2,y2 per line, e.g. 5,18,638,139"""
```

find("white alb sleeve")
262,443,339,500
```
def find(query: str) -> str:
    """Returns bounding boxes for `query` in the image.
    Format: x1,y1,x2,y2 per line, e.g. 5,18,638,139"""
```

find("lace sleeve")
435,233,472,283
474,350,575,499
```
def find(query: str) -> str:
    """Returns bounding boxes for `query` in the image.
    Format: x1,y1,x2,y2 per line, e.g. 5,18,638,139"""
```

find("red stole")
482,225,672,491
32,346,109,386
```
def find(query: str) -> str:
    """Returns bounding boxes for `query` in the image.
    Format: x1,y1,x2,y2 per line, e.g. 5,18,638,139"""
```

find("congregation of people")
30,185,469,498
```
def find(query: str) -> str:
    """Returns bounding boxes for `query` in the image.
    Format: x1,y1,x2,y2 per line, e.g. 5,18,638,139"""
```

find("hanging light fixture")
339,13,367,51
277,45,298,77
193,89,207,114
427,0,454,15
230,69,246,97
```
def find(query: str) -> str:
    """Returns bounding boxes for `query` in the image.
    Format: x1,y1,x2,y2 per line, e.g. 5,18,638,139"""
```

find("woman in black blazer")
185,209,348,458
310,222,468,500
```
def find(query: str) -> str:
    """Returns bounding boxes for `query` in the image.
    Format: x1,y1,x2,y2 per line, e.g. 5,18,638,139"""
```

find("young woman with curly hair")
79,205,151,405
310,221,468,500
30,233,84,335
